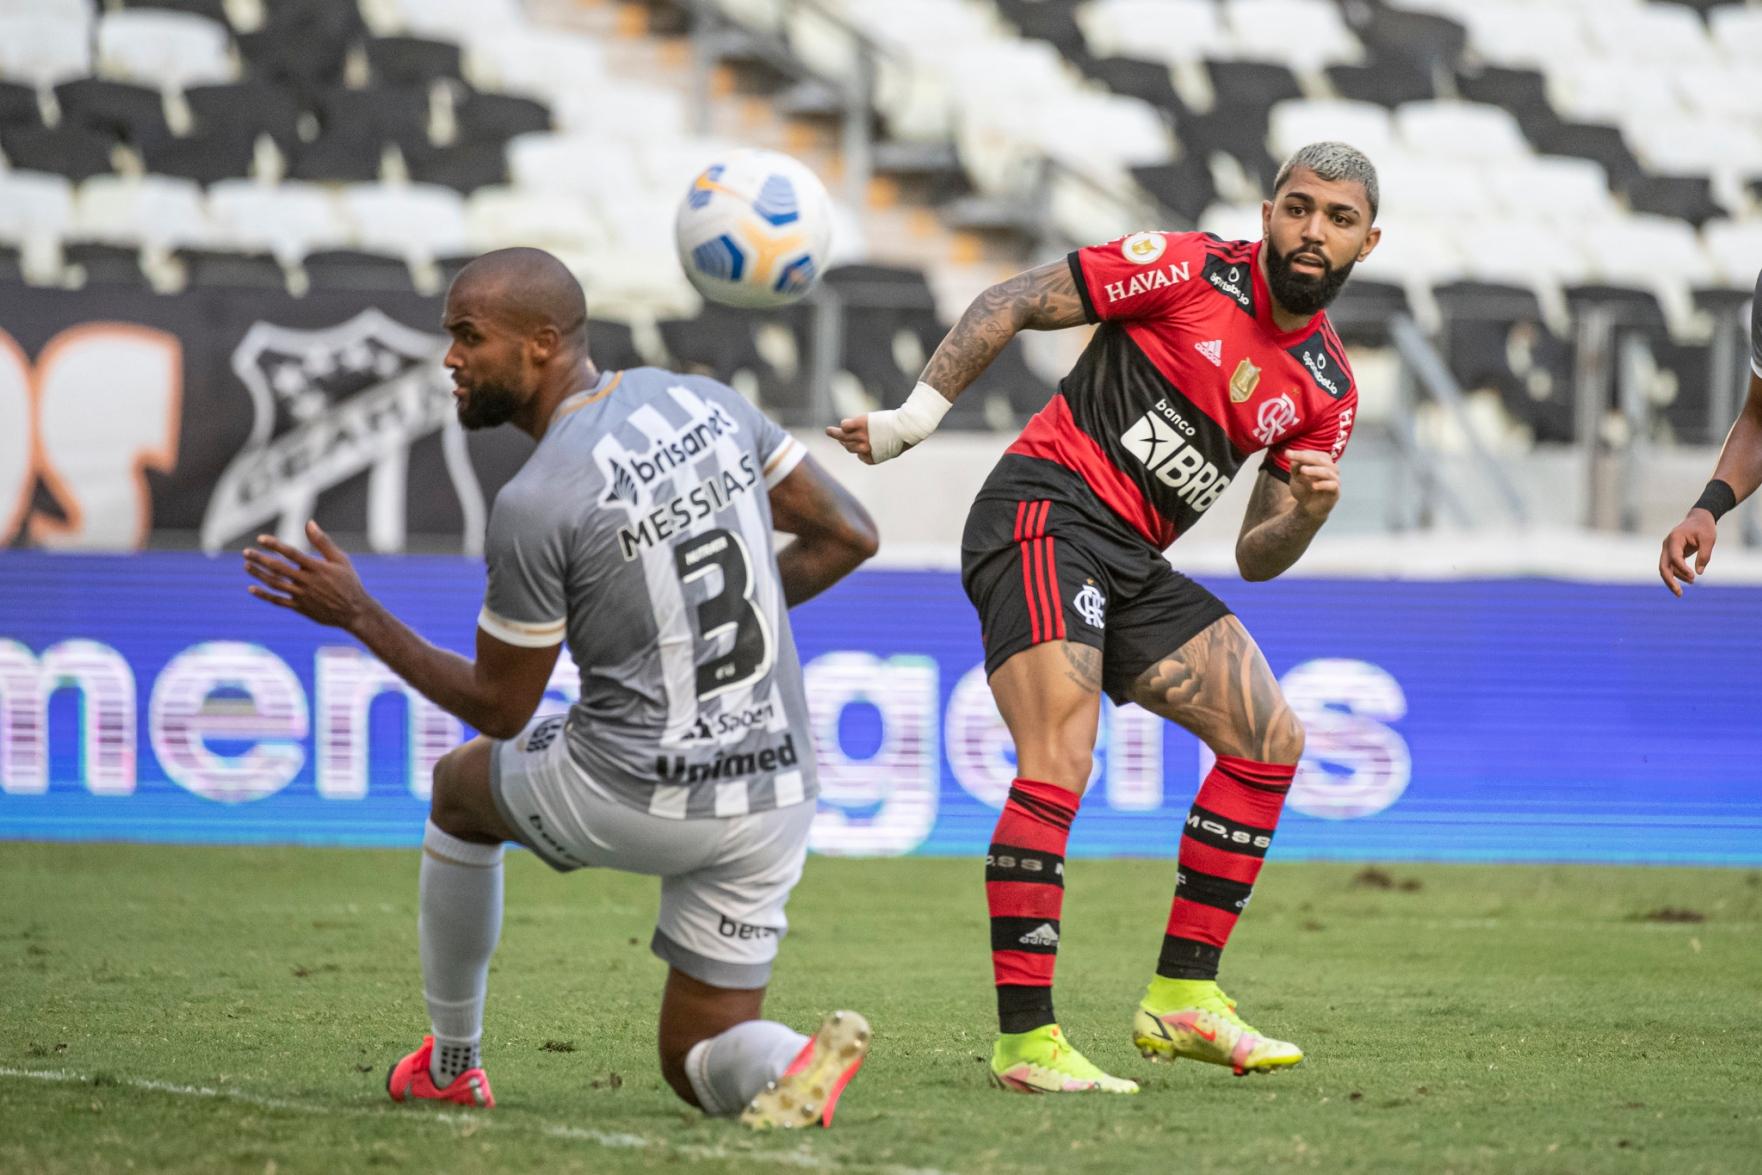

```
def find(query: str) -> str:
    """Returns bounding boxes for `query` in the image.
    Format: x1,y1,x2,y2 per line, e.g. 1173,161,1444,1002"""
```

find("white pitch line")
0,1066,949,1175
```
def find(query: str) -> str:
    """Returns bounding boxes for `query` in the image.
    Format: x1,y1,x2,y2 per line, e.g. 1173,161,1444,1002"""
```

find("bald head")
447,247,588,347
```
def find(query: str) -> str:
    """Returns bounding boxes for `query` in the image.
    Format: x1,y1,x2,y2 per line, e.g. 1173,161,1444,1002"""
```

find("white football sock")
418,819,503,1084
684,1020,810,1116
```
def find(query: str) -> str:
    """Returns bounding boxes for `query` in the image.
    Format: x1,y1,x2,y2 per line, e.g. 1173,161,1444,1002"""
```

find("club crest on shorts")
1073,582,1106,629
1230,357,1261,403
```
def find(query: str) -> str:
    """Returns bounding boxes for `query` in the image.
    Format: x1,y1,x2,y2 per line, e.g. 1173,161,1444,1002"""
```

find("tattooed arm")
918,260,1090,398
826,261,1088,463
1235,451,1341,581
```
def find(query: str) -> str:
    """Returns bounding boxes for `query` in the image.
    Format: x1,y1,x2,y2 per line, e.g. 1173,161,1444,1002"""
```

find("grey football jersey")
1752,268,1761,380
478,367,814,819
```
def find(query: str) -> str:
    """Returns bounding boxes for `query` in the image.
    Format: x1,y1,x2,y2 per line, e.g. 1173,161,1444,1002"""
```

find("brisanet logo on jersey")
599,396,741,508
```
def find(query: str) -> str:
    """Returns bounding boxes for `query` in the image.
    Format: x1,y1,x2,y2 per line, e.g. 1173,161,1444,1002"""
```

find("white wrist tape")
866,382,951,463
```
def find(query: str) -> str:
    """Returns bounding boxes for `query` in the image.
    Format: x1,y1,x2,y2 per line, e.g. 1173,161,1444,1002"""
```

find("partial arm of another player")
825,260,1089,464
1235,452,1341,582
768,452,879,606
1659,371,1762,596
244,521,560,738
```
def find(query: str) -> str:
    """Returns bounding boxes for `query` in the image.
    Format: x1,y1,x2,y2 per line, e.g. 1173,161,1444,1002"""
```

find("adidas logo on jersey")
1018,923,1060,947
1195,339,1222,366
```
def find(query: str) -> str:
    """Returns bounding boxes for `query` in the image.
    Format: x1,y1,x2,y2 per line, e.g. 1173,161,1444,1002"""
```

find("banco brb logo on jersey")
201,309,486,556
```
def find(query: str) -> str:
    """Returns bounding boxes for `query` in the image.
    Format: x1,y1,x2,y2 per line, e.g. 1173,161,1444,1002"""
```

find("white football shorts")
489,714,815,989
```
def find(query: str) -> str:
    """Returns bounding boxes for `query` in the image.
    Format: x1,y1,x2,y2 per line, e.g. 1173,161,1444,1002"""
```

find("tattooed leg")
988,641,1104,796
1125,616,1303,764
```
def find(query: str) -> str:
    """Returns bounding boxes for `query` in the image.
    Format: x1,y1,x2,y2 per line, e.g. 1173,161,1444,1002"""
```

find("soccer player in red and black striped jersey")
830,142,1381,1092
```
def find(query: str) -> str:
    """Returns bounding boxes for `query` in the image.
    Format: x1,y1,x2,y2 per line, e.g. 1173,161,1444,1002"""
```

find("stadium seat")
54,79,170,143
464,187,608,258
1527,120,1644,189
1674,64,1762,122
1222,0,1363,67
1347,6,1465,73
366,36,465,86
405,142,509,193
75,174,212,250
453,90,552,143
1078,0,1228,65
0,14,94,88
373,0,524,43
1268,100,1396,163
0,170,76,248
0,79,42,128
506,133,640,206
61,240,150,285
173,246,287,290
466,29,606,104
1483,156,1615,226
288,129,391,183
1583,3,1717,66
1545,61,1680,128
551,81,691,141
301,247,418,292
96,9,237,91
139,126,259,184
0,124,117,181
206,178,351,263
339,183,469,265
1709,5,1762,62
0,0,92,22
110,0,231,22
1326,60,1436,109
1625,175,1724,231
1393,101,1530,164
1701,219,1762,289
183,79,304,152
1131,156,1218,223
314,85,433,153
1454,4,1587,70
1622,114,1762,183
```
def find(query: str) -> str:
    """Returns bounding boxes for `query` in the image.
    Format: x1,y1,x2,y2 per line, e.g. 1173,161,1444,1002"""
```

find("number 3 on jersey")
673,528,774,700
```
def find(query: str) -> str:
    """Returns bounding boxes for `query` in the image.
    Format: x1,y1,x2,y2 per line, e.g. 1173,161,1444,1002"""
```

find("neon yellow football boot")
1132,978,1304,1076
990,1024,1139,1094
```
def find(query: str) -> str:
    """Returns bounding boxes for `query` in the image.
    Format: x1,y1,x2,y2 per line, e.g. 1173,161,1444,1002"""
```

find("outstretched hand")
1659,509,1717,597
1285,450,1341,520
825,415,878,464
243,520,371,630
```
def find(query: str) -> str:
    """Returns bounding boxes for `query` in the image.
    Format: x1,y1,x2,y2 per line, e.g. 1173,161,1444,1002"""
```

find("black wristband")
1694,479,1738,521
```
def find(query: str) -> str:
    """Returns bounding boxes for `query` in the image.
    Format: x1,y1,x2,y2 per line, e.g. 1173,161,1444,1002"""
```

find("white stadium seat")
1674,64,1762,121
97,9,236,90
1545,61,1681,127
1372,155,1495,221
1622,114,1762,181
1583,4,1717,66
1485,156,1614,226
465,29,606,103
1078,0,1228,65
1268,100,1395,163
75,174,212,249
1223,0,1363,67
552,82,690,142
370,0,523,41
465,187,608,255
1457,218,1594,288
1394,101,1530,164
1457,4,1587,70
206,180,351,262
1701,219,1762,290
1710,6,1762,65
0,171,75,244
340,184,469,263
0,0,91,22
505,133,641,208
0,15,93,88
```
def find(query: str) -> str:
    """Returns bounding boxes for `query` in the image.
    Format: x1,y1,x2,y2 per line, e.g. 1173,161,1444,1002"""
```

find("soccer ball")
675,148,834,309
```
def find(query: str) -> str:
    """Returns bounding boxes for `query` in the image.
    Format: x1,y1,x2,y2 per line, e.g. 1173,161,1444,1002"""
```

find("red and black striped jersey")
1005,231,1358,550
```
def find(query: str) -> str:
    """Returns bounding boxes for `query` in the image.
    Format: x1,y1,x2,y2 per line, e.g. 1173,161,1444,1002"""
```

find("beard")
1264,239,1355,317
456,380,522,430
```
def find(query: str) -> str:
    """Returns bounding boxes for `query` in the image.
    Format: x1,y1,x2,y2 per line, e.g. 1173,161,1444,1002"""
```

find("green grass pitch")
2,843,1759,1173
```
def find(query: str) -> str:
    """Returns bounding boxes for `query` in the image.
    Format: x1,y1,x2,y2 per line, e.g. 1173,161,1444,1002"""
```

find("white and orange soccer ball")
675,148,834,309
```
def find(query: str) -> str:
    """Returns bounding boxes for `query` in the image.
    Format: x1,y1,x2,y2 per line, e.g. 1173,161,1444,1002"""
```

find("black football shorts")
960,471,1231,705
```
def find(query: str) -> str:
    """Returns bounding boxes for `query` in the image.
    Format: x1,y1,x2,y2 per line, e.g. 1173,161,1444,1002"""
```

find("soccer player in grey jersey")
1660,268,1762,595
244,248,879,1128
